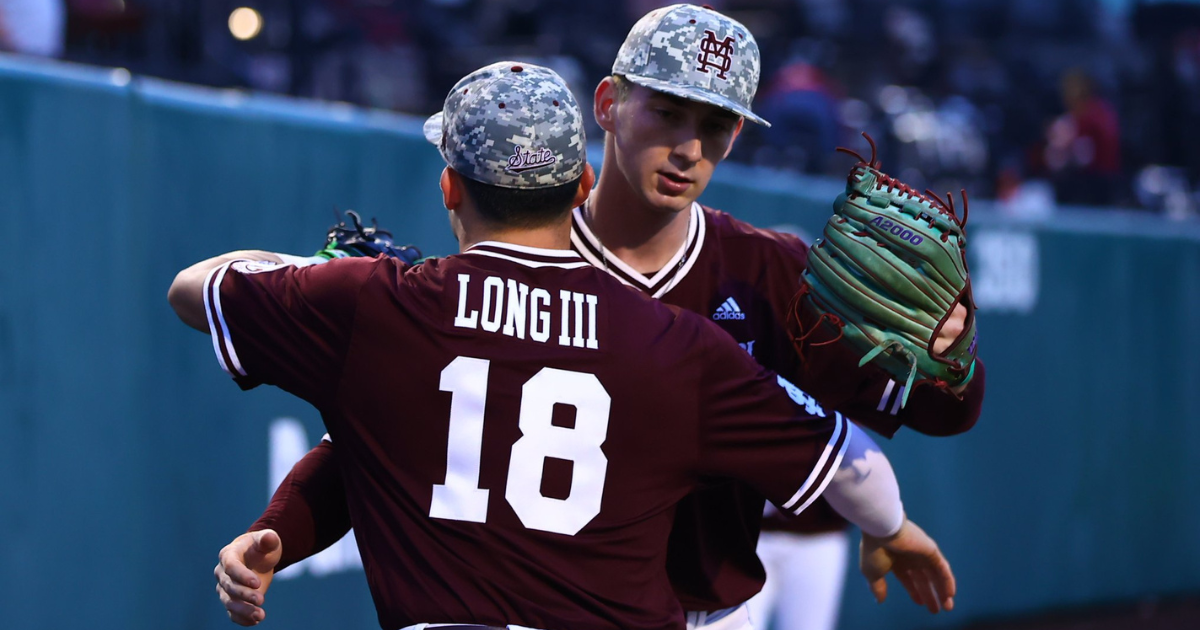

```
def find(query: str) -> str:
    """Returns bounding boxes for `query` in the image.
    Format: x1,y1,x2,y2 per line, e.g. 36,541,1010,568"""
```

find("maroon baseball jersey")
204,242,850,630
570,202,985,610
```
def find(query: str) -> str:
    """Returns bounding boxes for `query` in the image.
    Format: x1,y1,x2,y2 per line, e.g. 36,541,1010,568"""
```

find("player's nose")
671,135,703,166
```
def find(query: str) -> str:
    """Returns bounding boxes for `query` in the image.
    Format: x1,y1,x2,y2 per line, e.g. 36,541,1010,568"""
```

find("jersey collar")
464,241,592,269
570,202,706,298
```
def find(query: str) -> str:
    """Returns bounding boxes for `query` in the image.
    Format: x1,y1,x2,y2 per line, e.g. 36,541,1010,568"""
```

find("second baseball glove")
317,210,425,265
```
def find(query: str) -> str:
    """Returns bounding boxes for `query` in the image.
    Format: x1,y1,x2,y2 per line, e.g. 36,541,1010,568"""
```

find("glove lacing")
836,132,971,239
787,284,846,361
858,339,919,409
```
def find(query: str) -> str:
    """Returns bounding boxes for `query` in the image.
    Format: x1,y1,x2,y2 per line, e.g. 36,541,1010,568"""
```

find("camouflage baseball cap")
612,4,769,127
424,61,586,189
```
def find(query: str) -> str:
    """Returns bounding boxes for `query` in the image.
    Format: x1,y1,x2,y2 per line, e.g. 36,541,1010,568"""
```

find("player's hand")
214,529,283,626
933,304,967,355
860,519,956,613
934,304,970,395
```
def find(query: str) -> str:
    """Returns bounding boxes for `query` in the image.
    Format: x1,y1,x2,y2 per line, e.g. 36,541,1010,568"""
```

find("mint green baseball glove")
797,134,977,408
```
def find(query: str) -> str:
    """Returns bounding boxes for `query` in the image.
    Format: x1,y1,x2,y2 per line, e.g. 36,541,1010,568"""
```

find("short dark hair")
459,173,582,228
611,74,634,102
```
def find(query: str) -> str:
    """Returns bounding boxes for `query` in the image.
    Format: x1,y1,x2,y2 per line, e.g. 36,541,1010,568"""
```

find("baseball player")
215,5,984,630
173,61,954,630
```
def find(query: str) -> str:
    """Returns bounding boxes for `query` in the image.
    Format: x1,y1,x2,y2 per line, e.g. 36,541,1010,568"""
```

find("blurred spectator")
0,0,65,57
1042,68,1123,205
755,56,842,173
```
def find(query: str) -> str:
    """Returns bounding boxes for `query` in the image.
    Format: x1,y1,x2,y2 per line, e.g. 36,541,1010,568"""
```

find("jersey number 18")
430,356,611,536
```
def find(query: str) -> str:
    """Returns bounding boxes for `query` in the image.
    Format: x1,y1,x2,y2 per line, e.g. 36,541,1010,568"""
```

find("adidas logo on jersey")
712,297,746,320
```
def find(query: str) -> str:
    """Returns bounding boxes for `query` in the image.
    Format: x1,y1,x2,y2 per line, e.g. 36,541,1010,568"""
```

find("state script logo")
507,145,557,173
696,30,735,80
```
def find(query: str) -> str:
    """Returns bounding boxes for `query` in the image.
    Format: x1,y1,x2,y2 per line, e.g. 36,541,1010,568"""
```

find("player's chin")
645,184,697,213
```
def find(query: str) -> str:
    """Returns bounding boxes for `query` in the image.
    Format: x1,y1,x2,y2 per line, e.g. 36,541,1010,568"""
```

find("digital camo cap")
424,62,586,190
613,3,769,127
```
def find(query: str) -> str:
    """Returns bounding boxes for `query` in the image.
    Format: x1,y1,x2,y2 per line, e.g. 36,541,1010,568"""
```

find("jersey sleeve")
756,229,985,439
249,439,352,570
203,256,380,405
788,294,986,438
692,317,851,518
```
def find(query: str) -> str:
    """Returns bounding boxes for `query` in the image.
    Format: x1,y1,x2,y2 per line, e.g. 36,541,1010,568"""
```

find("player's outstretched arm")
214,441,352,624
694,317,954,612
892,359,985,436
169,213,421,334
214,529,282,626
168,250,287,332
821,427,955,613
860,519,955,613
249,439,352,569
820,425,904,538
789,297,987,437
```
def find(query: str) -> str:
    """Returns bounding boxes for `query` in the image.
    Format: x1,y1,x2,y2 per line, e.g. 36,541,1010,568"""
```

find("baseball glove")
791,133,977,408
317,210,425,265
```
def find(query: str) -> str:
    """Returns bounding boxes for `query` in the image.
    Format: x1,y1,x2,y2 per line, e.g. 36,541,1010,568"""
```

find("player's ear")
722,118,745,160
594,77,618,134
572,164,596,208
440,167,462,210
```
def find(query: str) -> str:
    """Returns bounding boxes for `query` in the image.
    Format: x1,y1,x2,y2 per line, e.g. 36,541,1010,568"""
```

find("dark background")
7,0,1200,215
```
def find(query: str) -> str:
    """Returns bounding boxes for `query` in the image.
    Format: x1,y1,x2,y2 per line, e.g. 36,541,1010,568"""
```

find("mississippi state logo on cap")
696,29,735,79
612,4,769,127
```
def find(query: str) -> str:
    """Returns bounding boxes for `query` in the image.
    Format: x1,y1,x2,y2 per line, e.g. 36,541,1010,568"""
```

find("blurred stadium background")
2,0,1200,629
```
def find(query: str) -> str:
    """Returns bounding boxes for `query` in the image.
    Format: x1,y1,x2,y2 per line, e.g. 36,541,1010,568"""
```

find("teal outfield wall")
3,55,1200,630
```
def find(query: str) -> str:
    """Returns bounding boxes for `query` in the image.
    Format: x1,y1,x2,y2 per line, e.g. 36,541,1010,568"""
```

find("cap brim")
622,73,771,127
423,112,444,145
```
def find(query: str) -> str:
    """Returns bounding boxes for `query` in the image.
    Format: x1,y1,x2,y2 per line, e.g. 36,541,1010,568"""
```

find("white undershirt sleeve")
275,253,330,268
820,425,905,538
